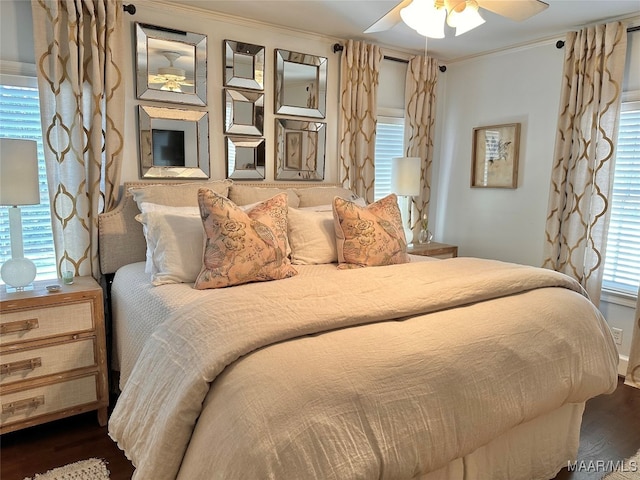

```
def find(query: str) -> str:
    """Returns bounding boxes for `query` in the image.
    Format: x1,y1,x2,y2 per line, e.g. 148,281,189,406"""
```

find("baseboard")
618,354,629,377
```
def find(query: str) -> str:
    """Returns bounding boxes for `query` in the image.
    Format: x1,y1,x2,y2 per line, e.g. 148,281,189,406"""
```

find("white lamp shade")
0,138,40,206
446,0,485,35
400,0,446,39
391,157,422,197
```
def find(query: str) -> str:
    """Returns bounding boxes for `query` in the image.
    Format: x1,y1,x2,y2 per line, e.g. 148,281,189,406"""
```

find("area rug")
23,458,109,480
603,449,640,479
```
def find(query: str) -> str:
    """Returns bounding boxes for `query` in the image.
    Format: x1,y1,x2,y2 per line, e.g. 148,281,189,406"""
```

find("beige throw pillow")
228,184,300,207
294,186,360,208
195,190,297,289
129,180,232,208
288,208,338,265
332,194,409,269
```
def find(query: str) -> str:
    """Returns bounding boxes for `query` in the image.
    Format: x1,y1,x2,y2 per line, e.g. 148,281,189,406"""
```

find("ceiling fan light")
400,0,446,39
446,0,485,35
454,6,485,35
157,67,186,81
160,79,182,92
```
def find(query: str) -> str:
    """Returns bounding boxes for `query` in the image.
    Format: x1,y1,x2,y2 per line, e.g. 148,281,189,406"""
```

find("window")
374,115,404,201
0,75,57,282
603,100,640,296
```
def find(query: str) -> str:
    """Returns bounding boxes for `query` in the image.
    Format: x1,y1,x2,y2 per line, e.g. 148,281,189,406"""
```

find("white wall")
434,41,564,266
0,0,34,65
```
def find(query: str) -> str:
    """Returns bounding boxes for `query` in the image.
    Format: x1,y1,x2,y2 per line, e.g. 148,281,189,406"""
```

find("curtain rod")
556,25,639,49
123,4,136,15
332,43,447,72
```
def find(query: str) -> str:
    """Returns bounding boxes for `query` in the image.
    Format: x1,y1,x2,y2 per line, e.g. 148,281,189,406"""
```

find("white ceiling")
168,0,640,61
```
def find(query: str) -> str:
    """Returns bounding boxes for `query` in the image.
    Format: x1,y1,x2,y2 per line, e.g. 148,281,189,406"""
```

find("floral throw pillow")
194,189,297,289
332,193,409,269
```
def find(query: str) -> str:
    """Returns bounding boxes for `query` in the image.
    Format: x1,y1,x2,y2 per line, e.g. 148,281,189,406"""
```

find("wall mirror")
136,23,207,106
226,137,265,180
138,105,210,179
275,49,327,118
275,119,325,180
224,40,265,91
224,89,264,136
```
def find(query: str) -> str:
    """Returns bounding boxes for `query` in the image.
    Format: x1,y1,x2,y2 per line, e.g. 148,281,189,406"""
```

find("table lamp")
0,138,40,290
391,156,421,244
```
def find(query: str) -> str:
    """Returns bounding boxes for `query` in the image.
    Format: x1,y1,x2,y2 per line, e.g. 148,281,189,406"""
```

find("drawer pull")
0,357,42,376
0,318,39,335
2,395,45,415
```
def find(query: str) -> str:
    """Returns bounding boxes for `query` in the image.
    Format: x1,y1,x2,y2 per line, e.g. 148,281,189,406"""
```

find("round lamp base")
1,257,37,289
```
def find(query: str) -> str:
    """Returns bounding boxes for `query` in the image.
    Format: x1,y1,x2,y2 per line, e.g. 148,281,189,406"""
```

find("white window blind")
0,80,57,281
603,101,640,295
374,116,404,201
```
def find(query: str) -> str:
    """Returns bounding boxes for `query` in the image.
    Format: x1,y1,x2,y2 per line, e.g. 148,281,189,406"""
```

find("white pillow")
287,208,337,265
136,211,205,285
137,203,200,274
136,202,267,285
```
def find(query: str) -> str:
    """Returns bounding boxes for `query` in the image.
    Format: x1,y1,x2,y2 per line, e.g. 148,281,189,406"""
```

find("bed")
100,180,618,480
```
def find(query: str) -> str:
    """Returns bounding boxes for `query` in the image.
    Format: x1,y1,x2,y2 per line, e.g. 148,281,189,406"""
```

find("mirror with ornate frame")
275,49,327,118
275,119,325,180
224,40,265,91
224,89,264,136
138,105,210,179
136,23,207,106
226,137,266,180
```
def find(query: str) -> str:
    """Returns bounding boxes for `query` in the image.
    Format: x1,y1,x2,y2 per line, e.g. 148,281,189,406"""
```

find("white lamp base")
1,257,37,290
400,195,414,245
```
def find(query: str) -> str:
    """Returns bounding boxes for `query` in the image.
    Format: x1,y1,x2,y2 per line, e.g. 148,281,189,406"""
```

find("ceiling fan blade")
477,0,549,22
364,0,413,33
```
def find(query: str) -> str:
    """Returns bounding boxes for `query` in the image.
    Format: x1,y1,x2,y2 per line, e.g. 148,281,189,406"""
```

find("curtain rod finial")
123,4,136,15
333,43,344,54
556,40,565,49
439,65,446,72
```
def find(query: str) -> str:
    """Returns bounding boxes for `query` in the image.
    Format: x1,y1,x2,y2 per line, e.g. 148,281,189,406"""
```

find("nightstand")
407,241,458,259
0,277,108,434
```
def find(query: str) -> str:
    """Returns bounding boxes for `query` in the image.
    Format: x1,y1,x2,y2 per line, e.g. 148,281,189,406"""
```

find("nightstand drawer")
0,374,98,428
0,338,96,386
0,302,93,346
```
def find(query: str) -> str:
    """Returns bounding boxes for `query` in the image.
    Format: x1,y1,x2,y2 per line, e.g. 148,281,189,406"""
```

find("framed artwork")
471,123,521,189
285,132,302,170
274,49,327,118
275,119,325,181
138,105,210,179
225,136,266,180
224,40,265,91
224,89,264,136
135,23,207,106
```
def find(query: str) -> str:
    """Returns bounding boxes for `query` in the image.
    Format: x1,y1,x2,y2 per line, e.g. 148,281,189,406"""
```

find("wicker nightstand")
407,242,458,259
0,277,108,433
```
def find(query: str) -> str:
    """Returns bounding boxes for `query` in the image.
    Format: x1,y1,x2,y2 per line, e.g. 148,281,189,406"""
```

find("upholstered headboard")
97,181,343,275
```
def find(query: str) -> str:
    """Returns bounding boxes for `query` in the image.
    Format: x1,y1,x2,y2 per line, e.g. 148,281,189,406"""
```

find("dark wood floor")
1,378,638,480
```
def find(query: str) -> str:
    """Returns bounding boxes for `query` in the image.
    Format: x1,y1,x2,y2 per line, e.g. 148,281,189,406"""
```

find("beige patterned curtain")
32,0,125,280
339,40,382,203
542,22,627,306
404,55,439,242
626,287,640,389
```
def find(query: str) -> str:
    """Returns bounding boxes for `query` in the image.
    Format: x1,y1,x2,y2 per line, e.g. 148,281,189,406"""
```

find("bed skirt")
416,402,584,480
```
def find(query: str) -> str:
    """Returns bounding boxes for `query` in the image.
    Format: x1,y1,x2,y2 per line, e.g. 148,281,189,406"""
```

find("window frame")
0,65,57,283
374,108,405,202
601,91,640,304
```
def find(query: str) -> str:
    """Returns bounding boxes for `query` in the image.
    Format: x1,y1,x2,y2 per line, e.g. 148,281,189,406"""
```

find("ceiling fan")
148,51,194,93
365,0,549,38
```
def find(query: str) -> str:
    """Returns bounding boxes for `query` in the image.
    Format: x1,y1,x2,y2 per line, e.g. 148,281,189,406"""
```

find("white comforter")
108,258,618,480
